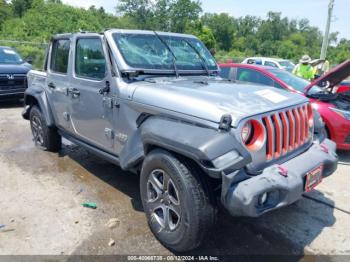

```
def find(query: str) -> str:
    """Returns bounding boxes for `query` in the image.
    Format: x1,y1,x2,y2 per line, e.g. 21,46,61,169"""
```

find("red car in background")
338,81,350,93
219,61,350,150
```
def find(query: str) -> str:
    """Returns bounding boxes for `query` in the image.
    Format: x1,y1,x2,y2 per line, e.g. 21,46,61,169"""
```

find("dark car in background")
219,62,350,150
0,46,32,101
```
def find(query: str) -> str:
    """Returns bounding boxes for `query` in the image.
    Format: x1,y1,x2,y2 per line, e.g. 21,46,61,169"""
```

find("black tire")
140,149,216,252
30,105,61,152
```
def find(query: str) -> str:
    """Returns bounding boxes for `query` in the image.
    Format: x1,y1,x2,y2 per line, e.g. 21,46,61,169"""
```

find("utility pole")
320,0,335,60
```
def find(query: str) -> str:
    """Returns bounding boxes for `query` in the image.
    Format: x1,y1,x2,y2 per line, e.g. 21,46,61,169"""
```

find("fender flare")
22,87,55,127
119,116,251,178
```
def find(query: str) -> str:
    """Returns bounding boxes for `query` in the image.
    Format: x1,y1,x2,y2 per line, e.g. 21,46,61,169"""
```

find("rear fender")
23,87,55,127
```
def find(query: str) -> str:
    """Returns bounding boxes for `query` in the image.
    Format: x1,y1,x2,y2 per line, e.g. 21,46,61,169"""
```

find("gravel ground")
0,101,350,259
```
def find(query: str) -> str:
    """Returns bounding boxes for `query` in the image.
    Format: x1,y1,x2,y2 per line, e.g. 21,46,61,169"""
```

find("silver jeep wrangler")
22,29,338,251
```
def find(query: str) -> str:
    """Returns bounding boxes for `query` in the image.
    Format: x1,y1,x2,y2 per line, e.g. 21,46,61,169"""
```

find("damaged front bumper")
221,139,338,217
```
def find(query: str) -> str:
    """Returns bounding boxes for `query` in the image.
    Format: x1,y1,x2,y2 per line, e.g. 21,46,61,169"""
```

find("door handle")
68,88,80,97
48,82,56,89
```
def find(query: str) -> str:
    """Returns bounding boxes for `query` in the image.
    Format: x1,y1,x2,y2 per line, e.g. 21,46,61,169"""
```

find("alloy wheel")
31,115,44,146
146,169,181,231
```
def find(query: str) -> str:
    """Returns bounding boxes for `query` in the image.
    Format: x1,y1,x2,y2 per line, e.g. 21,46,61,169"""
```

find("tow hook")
277,165,288,177
320,143,329,154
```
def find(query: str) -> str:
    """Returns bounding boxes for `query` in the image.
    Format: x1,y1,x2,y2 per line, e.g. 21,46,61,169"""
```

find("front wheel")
140,149,216,252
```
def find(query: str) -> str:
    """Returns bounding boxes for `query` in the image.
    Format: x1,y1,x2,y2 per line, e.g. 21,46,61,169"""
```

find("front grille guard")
236,103,314,172
262,104,313,162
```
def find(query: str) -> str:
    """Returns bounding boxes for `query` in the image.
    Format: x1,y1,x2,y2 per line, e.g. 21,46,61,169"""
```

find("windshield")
112,33,217,72
268,68,322,94
278,60,295,72
0,48,23,64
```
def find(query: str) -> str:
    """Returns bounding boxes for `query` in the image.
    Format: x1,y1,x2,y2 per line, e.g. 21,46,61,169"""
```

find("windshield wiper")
182,39,210,77
153,31,179,78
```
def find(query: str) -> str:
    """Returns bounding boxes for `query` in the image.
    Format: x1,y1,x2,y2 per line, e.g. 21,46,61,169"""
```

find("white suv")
242,57,295,72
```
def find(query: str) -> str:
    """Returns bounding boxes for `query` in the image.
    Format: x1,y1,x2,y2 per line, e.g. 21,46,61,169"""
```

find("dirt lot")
1,101,350,258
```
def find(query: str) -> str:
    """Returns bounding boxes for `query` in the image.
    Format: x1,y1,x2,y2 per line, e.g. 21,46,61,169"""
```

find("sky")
62,0,350,40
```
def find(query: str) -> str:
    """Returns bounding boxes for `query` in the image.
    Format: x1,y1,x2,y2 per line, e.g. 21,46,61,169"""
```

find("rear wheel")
30,106,61,152
140,149,216,252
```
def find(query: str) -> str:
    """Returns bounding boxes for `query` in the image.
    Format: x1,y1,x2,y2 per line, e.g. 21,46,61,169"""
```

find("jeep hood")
305,59,350,93
132,77,308,127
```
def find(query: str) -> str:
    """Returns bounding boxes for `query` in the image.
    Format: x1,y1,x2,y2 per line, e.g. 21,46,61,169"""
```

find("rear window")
50,39,70,74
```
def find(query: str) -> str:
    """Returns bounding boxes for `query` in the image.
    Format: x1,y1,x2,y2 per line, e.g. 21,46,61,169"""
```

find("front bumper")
221,139,338,217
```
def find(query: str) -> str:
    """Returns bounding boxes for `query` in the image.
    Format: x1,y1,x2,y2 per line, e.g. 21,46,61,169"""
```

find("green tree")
116,0,154,29
12,0,33,17
116,0,201,32
202,13,236,51
153,0,173,31
0,0,348,68
328,39,350,64
169,0,201,33
185,20,216,49
0,0,12,26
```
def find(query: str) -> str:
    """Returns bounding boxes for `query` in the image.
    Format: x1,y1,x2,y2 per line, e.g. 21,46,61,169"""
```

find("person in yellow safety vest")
292,55,315,81
314,60,330,76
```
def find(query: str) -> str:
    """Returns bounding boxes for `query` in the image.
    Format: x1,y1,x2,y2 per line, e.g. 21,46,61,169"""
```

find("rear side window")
237,68,274,86
50,39,70,74
75,38,106,80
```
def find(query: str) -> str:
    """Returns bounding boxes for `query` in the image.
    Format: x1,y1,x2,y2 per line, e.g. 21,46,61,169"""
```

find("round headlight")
241,120,265,152
241,122,252,144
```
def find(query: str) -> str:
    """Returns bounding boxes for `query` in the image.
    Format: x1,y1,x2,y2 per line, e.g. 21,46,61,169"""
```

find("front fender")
119,116,251,178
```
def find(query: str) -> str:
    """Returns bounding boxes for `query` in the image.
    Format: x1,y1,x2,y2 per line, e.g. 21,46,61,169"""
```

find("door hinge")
103,97,114,109
104,128,114,140
114,98,120,108
103,97,120,109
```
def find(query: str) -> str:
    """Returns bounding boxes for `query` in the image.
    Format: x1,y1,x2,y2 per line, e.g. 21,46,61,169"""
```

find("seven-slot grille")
0,74,27,91
262,104,313,161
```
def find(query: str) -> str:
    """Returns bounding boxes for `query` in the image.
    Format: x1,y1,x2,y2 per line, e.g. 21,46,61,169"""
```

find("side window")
264,61,278,68
75,38,106,80
258,74,274,86
237,68,274,86
50,39,70,74
274,81,285,90
237,68,259,82
219,67,232,79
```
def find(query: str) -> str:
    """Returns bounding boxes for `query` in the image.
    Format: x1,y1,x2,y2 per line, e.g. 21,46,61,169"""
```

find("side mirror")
26,58,33,64
99,81,110,94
